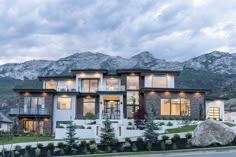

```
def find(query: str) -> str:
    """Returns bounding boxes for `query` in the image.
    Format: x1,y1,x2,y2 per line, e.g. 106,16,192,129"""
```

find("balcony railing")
10,108,50,115
98,85,125,91
101,111,121,120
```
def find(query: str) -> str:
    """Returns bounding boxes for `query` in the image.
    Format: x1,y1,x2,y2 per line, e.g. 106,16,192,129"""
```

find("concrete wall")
144,91,205,119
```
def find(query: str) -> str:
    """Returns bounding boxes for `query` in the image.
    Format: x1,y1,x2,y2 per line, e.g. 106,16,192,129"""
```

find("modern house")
9,69,225,136
0,111,12,132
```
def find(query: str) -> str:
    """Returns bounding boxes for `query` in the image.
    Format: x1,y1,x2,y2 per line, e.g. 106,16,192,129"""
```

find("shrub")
167,122,173,126
126,126,132,130
80,140,87,147
185,133,192,139
84,112,96,120
137,137,143,142
14,145,21,152
89,143,97,153
87,126,92,129
37,143,43,149
125,137,131,143
128,122,132,126
25,145,31,151
35,148,41,157
171,134,180,142
89,140,96,145
78,125,85,129
47,142,55,150
161,135,169,141
57,142,64,149
159,122,165,126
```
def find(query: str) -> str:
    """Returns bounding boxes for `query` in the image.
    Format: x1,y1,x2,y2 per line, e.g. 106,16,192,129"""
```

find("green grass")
74,146,236,157
166,125,197,133
224,122,236,127
0,136,54,145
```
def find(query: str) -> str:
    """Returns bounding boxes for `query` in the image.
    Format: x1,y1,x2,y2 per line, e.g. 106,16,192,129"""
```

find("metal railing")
10,108,50,115
98,85,125,91
101,111,121,120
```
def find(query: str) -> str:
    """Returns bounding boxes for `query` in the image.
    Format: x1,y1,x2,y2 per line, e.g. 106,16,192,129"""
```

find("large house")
9,69,225,136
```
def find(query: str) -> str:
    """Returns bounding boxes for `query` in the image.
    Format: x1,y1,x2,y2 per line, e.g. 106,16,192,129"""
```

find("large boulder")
192,119,236,147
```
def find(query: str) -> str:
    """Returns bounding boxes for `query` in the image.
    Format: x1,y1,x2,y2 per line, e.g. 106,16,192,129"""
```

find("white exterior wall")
76,73,103,92
144,74,175,88
225,112,236,122
53,95,76,133
206,100,225,121
0,123,11,132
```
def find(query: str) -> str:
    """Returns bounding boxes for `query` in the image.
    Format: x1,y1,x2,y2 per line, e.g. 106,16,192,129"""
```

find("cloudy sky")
0,0,236,65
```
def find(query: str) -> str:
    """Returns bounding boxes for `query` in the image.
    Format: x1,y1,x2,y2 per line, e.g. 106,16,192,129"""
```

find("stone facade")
144,91,205,119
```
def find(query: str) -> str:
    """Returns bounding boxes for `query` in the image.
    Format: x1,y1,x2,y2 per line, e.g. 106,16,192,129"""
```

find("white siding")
167,75,175,88
144,75,152,88
53,95,76,133
206,100,225,121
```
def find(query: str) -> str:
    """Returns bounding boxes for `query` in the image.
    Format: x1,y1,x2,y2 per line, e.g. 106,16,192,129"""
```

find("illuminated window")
127,105,139,118
57,97,72,110
106,78,119,90
127,76,139,89
24,97,45,110
81,79,98,93
83,98,95,116
45,80,57,89
161,99,191,116
127,91,139,105
152,75,167,88
208,107,220,120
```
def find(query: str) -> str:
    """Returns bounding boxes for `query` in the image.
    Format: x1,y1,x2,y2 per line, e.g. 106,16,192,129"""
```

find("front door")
23,120,44,134
103,99,120,119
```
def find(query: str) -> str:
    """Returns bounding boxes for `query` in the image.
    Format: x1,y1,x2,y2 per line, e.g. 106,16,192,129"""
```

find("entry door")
23,120,44,134
208,107,220,120
103,100,120,119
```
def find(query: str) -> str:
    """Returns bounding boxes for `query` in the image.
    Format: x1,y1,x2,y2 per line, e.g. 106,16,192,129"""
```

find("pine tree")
65,118,79,150
100,118,117,152
133,104,147,128
144,115,159,147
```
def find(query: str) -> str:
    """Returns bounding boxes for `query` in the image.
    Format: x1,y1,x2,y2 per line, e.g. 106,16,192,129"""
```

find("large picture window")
57,97,72,110
83,98,96,116
106,78,119,90
81,79,98,93
127,91,139,118
24,97,45,110
161,99,190,116
45,80,57,90
127,76,139,90
152,75,167,88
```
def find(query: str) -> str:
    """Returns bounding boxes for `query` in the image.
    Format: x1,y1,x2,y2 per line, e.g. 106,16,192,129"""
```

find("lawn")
224,122,236,127
0,136,54,145
166,125,197,133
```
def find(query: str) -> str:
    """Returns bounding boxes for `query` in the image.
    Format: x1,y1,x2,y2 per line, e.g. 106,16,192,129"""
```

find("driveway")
116,150,236,157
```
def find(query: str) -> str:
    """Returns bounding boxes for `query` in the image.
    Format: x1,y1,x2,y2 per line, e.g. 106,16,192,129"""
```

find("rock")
192,119,236,147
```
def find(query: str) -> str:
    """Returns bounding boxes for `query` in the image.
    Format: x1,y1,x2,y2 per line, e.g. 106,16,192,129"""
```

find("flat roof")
140,88,211,93
141,70,181,76
205,96,229,100
38,75,75,80
116,69,151,74
14,88,57,93
71,69,108,74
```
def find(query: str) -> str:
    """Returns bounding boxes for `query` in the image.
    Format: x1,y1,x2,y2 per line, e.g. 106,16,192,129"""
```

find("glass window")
152,75,167,88
57,97,72,110
161,99,191,116
45,80,57,89
24,97,31,108
161,99,171,115
127,76,139,90
106,78,119,90
83,98,96,116
181,99,191,116
81,79,98,92
127,105,139,118
171,99,181,115
56,121,70,128
31,97,38,109
208,107,220,120
127,91,139,105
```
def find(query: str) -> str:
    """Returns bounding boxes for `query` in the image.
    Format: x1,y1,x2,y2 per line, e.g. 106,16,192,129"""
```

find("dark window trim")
81,78,99,93
24,96,45,109
83,97,96,116
57,96,72,110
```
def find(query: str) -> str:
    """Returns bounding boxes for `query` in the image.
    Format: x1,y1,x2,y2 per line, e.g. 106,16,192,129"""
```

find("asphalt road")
117,150,236,157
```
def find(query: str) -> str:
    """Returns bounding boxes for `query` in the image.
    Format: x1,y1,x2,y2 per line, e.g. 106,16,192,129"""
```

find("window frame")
57,96,72,110
152,75,167,88
208,107,220,120
83,97,96,116
81,78,99,93
24,96,45,109
127,76,139,90
45,80,58,90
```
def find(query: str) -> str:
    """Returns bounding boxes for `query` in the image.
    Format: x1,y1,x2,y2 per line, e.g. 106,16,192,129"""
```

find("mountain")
0,51,236,113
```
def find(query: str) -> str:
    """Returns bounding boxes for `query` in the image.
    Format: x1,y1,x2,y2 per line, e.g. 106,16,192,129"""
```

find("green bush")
14,145,21,151
35,148,41,157
78,125,85,129
47,142,55,150
87,126,92,129
84,112,96,120
25,145,31,151
37,143,43,149
171,134,180,142
161,135,169,141
167,122,173,126
137,137,143,142
159,122,165,126
89,140,96,144
57,142,64,149
80,140,87,147
128,122,132,125
185,133,192,139
125,137,131,143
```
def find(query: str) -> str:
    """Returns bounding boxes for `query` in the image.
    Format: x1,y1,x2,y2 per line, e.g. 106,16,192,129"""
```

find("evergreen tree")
11,118,18,136
100,118,117,152
133,104,147,128
144,115,159,149
65,118,79,150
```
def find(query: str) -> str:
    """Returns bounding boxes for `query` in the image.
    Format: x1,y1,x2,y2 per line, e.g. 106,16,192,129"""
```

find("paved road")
117,150,236,157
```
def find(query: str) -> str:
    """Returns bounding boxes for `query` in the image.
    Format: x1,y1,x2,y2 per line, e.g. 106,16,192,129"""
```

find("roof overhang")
140,71,181,76
140,88,211,93
205,96,229,101
14,88,57,93
71,69,108,75
116,69,150,74
38,75,75,81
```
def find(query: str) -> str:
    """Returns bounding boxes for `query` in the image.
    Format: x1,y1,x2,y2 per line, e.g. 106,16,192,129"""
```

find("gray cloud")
0,0,236,64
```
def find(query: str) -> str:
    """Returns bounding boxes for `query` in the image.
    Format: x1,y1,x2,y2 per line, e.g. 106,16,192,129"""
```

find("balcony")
10,108,50,116
98,85,125,91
